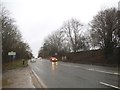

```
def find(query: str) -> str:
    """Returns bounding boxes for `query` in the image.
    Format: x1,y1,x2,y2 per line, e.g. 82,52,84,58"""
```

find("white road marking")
94,69,120,75
31,69,47,88
114,73,119,75
60,63,119,75
85,68,120,75
29,75,36,88
99,82,120,89
87,68,94,71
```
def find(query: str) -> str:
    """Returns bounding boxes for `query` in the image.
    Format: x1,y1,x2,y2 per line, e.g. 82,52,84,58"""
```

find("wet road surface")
29,59,119,88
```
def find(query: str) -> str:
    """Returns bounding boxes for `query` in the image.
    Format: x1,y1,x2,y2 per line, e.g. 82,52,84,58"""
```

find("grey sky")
1,0,119,57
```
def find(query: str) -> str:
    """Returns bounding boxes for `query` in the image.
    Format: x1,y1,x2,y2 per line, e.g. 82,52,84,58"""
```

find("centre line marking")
60,63,119,75
99,82,120,89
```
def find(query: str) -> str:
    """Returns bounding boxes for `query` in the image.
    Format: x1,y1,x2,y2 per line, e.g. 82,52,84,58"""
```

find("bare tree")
38,29,66,57
62,18,84,52
90,7,119,57
38,18,91,57
1,5,32,62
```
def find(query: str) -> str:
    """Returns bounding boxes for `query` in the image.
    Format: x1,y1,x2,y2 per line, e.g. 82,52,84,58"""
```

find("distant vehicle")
38,57,42,60
30,58,36,62
50,57,58,62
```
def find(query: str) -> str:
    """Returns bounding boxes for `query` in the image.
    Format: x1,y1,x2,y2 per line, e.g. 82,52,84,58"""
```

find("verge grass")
3,59,28,71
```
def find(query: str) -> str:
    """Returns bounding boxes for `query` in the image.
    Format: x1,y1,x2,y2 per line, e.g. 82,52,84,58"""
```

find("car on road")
50,57,58,62
30,58,36,62
38,57,42,60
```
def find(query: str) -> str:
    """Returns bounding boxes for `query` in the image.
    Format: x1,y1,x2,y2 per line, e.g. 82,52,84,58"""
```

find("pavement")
2,59,119,89
2,66,42,89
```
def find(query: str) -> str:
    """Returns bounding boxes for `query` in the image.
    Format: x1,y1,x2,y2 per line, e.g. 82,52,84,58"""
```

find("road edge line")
94,69,120,76
29,75,36,88
31,69,47,88
99,82,120,89
60,63,120,76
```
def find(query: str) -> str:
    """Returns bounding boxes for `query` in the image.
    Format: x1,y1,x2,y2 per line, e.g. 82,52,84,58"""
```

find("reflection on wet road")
51,62,58,71
29,59,119,88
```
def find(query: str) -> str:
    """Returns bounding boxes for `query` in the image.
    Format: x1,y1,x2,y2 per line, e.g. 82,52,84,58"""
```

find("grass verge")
3,59,28,71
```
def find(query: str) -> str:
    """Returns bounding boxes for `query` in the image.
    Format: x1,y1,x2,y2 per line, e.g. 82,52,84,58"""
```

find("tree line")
0,5,33,63
38,7,120,60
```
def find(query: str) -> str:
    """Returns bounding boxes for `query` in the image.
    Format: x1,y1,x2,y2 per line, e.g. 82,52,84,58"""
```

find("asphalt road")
29,59,119,88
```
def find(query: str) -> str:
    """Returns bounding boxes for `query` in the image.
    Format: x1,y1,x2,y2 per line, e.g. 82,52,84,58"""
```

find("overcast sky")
1,0,119,57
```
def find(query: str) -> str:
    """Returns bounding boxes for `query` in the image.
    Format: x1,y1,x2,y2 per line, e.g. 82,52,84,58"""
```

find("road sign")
8,51,16,56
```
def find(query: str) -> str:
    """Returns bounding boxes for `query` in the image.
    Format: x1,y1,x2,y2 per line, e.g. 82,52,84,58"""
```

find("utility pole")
118,1,120,37
0,8,2,89
118,3,120,88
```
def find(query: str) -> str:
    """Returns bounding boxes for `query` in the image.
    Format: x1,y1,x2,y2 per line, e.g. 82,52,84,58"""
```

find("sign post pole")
8,51,16,62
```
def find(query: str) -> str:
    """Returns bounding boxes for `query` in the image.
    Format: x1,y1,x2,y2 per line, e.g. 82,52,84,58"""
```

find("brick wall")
60,48,119,65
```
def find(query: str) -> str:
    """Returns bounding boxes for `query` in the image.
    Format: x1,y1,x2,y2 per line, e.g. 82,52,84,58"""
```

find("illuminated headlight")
52,58,54,60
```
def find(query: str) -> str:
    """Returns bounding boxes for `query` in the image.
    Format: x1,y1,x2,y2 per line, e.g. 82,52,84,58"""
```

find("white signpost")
8,51,16,60
8,51,16,56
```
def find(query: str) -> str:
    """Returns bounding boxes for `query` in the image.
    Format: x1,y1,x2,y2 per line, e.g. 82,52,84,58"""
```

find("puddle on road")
51,62,58,71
